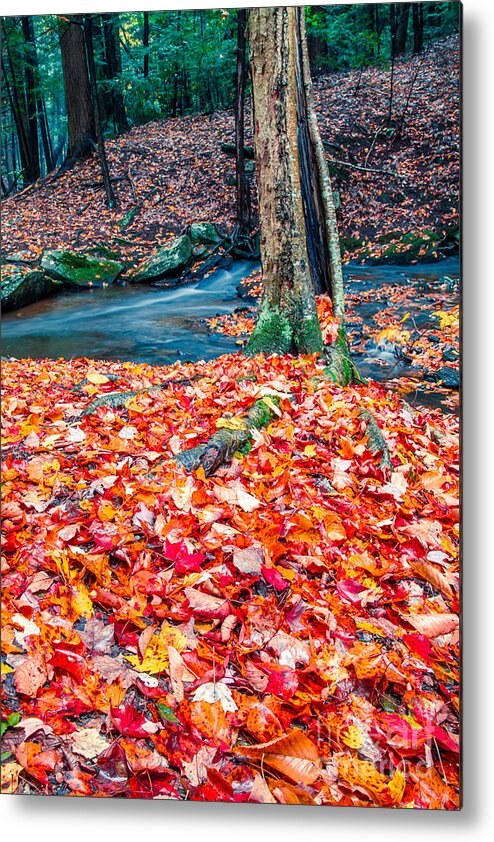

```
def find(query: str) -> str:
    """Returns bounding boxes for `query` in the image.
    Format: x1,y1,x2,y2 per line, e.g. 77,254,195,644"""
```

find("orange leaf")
235,729,322,785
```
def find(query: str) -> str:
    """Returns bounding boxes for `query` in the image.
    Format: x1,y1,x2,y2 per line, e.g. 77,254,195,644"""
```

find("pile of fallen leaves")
1,37,459,269
2,352,459,806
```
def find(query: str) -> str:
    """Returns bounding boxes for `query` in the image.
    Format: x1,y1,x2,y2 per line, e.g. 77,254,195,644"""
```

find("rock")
245,160,255,174
333,190,341,210
429,334,441,344
41,250,123,288
1,270,62,312
434,366,460,389
189,223,223,246
442,345,459,363
131,235,193,283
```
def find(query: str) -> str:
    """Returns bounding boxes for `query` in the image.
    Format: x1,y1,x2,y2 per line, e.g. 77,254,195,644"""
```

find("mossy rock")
189,223,223,246
131,235,193,283
41,250,123,287
1,270,62,312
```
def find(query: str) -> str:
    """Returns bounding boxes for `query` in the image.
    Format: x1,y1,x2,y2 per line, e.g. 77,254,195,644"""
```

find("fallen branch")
176,396,280,476
326,157,407,180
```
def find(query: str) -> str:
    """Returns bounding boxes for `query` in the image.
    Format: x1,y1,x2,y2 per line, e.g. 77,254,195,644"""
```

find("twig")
326,157,407,180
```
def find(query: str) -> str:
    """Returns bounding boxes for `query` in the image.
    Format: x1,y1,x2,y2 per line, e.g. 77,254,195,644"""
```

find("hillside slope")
1,36,459,270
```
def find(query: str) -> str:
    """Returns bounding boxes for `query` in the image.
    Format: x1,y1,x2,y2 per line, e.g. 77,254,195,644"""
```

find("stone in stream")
189,223,223,245
41,250,123,288
442,345,459,363
434,366,460,390
1,270,62,312
131,235,193,283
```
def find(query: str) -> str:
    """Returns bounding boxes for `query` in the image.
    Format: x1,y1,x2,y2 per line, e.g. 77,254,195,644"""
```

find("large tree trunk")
246,6,323,356
234,9,251,235
58,15,95,166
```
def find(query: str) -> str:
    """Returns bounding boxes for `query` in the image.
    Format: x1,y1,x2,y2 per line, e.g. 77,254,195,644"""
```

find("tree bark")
246,6,323,357
234,8,251,235
21,16,40,181
396,3,411,54
58,14,95,166
102,13,128,134
84,15,116,208
143,12,149,78
412,3,424,54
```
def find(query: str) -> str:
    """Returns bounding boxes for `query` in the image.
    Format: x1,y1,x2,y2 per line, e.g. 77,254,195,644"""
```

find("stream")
1,257,460,411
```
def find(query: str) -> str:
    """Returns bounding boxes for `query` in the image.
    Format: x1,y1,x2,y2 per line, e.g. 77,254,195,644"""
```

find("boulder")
41,250,123,288
189,223,223,246
1,270,62,312
131,235,193,283
434,366,460,390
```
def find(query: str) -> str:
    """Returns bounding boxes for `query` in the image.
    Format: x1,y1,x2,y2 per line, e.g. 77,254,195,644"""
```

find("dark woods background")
1,3,459,196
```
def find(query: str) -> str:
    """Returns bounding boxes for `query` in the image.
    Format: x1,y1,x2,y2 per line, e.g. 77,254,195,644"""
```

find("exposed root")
324,324,365,386
77,375,202,418
360,408,392,470
176,396,280,476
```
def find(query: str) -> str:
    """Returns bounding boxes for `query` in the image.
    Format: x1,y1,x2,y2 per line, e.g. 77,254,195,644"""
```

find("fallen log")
176,396,280,476
221,142,255,160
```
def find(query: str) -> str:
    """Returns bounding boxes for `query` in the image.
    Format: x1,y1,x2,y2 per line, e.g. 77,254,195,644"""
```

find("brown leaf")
14,653,47,697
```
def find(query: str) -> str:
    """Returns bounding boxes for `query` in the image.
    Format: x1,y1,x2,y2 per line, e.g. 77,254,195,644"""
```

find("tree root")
76,375,202,418
324,325,365,386
360,408,392,470
175,396,280,476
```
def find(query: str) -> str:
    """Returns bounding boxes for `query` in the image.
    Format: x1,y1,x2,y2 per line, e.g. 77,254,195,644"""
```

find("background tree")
58,14,95,166
234,8,251,236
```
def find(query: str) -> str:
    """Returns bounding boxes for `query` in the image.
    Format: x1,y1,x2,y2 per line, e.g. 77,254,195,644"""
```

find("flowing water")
1,257,460,410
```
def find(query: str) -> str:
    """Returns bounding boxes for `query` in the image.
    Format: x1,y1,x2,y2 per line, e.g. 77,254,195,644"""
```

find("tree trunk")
234,9,251,235
396,3,411,54
21,16,40,182
102,13,128,134
246,6,323,357
412,3,424,54
84,15,116,208
58,14,95,166
143,12,149,78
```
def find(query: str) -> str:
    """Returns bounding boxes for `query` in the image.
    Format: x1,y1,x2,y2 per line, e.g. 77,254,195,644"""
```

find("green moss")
245,305,294,355
325,325,365,386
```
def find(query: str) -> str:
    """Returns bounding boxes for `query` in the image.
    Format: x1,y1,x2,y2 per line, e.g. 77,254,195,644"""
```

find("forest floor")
1,36,460,806
1,35,459,272
2,350,459,806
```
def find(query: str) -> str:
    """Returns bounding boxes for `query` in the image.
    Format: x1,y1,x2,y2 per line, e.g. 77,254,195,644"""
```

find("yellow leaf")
1,662,14,675
304,444,317,457
71,584,94,619
86,371,110,385
341,725,365,749
125,624,187,674
215,416,246,431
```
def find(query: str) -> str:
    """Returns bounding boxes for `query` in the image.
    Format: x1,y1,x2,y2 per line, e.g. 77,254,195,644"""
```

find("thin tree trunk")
298,10,345,319
246,6,323,356
396,3,411,54
412,3,424,54
84,14,116,208
234,9,251,235
102,13,128,133
143,12,149,78
21,16,40,181
58,14,95,166
388,4,398,126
